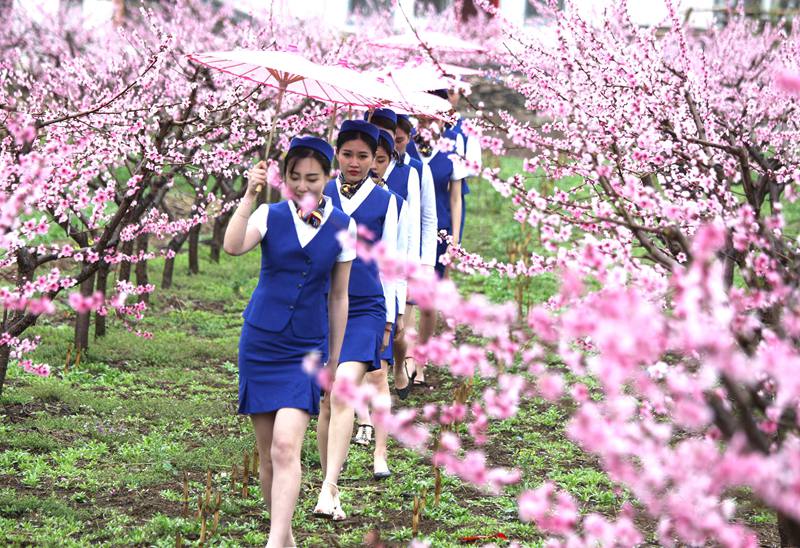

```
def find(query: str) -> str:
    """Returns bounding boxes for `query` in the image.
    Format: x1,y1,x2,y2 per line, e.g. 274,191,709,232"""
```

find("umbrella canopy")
320,62,453,118
369,32,486,54
374,60,475,94
381,89,453,118
187,49,388,108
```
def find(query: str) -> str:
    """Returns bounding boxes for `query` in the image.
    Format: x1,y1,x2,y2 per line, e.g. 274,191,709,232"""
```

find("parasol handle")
255,84,287,194
327,104,338,142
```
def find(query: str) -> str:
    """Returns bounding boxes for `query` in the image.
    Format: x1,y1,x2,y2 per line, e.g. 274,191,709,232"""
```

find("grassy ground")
0,158,780,546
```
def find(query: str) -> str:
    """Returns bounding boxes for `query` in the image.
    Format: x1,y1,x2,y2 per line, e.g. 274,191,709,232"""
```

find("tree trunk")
117,239,135,283
0,307,8,397
778,512,800,547
209,213,229,263
135,233,149,305
0,0,11,18
112,0,125,26
188,224,201,275
162,233,188,289
0,342,10,398
94,261,110,339
460,0,497,21
73,271,95,352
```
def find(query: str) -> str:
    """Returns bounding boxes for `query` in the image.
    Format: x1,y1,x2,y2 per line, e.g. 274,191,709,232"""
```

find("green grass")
0,155,781,546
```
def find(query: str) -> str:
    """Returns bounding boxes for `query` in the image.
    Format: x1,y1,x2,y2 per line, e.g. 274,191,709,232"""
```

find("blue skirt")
434,234,450,279
238,320,323,416
340,295,385,372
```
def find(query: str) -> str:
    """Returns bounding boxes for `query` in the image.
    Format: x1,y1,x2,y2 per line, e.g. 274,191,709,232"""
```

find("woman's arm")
395,200,409,314
419,165,438,267
380,194,399,351
407,170,422,267
223,161,267,256
327,260,352,368
449,178,463,247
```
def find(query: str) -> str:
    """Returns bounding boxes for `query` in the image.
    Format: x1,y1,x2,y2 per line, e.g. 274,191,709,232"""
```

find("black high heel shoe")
394,359,416,400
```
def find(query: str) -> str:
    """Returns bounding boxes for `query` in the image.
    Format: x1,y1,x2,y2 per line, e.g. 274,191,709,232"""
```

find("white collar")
336,176,377,215
383,158,397,180
288,195,334,247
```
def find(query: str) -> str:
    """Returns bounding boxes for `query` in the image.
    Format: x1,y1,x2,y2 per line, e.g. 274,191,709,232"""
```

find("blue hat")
340,119,380,147
377,129,395,154
363,108,397,127
288,136,334,165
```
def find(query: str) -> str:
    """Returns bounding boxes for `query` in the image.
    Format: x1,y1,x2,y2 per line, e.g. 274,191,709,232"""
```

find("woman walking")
406,111,468,386
224,136,354,547
316,119,398,519
352,124,412,480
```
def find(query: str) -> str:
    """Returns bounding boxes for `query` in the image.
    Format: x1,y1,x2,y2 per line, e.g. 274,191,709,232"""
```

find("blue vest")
406,141,420,161
424,152,458,231
446,121,470,196
407,155,424,183
242,200,350,338
386,162,411,203
324,179,392,297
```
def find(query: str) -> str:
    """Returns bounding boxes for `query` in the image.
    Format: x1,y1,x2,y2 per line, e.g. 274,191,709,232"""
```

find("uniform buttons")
305,258,311,264
288,305,294,310
297,283,302,288
302,272,307,276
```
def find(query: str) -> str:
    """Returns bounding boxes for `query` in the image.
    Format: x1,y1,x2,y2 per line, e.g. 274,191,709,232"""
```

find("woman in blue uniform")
223,136,355,547
353,109,419,409
316,119,398,519
393,114,438,392
444,86,482,240
406,111,468,386
352,125,412,479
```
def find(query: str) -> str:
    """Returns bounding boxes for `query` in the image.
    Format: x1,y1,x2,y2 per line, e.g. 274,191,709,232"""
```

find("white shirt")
404,152,438,267
419,137,469,182
456,113,483,177
395,198,409,312
384,157,422,268
335,178,398,322
465,128,482,177
247,196,357,263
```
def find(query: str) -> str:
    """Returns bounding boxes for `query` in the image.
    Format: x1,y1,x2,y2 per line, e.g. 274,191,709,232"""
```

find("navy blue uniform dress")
449,119,471,238
406,154,427,257
324,178,396,372
408,141,466,278
238,200,352,416
379,177,407,366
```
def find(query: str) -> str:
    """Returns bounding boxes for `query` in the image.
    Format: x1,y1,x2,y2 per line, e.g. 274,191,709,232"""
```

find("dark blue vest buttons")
305,258,311,264
297,283,302,288
289,305,294,310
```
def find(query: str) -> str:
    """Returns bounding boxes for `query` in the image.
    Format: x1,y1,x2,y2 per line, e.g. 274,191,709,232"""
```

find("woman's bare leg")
315,361,367,517
251,413,276,508
264,408,309,548
365,361,391,475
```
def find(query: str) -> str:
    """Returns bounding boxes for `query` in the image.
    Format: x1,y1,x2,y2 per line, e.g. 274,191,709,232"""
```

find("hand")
394,315,405,342
381,323,392,352
247,161,267,195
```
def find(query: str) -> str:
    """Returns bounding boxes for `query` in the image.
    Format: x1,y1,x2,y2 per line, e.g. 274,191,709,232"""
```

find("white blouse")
404,152,438,267
247,196,357,263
